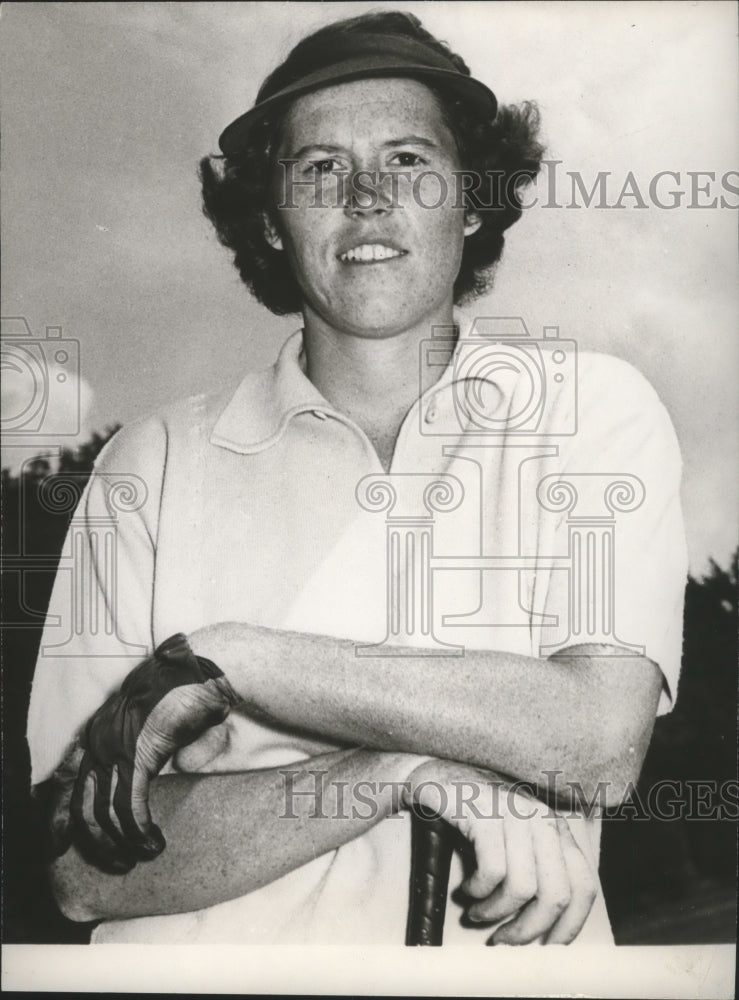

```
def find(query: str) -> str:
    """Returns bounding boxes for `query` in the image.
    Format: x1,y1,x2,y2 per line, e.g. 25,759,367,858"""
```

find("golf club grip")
406,807,454,946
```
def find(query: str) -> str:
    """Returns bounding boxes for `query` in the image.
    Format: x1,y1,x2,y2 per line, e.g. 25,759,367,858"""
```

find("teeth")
340,244,403,262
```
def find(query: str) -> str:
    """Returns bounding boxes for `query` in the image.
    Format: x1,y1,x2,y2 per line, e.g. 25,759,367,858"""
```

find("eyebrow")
289,144,345,160
288,136,440,159
384,135,440,150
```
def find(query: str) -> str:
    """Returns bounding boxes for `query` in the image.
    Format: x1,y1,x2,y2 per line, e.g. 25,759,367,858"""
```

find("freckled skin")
269,78,478,340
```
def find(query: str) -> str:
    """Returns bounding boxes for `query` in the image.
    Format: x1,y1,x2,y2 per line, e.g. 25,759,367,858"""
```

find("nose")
343,167,393,219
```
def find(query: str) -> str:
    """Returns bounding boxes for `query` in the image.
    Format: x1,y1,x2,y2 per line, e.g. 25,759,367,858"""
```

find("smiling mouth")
338,243,408,263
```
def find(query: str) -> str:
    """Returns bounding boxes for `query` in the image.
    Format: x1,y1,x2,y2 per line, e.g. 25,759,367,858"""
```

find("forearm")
50,747,423,922
190,624,662,804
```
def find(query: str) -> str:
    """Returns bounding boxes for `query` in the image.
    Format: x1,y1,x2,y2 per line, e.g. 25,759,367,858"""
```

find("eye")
306,158,343,175
388,152,427,168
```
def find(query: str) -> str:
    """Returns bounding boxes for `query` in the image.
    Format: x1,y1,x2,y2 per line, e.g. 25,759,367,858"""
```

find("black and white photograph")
1,2,736,996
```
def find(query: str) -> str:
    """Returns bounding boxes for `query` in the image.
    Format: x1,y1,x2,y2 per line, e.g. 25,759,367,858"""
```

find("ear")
463,211,482,238
262,214,283,251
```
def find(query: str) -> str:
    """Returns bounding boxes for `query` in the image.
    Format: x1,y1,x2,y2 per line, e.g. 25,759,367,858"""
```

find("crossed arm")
186,623,662,806
47,622,662,935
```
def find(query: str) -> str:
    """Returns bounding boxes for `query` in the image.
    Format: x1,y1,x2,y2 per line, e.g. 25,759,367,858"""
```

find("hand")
403,759,598,945
49,633,240,874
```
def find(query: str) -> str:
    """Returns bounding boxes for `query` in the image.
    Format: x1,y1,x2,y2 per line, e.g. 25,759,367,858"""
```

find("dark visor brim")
218,55,497,155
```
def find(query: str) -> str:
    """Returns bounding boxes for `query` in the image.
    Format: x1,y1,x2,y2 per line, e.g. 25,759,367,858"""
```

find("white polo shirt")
27,313,687,944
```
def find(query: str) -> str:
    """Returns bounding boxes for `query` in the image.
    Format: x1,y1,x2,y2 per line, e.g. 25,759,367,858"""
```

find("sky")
1,1,737,573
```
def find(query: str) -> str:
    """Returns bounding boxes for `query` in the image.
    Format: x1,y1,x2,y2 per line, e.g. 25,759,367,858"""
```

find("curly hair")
199,11,545,315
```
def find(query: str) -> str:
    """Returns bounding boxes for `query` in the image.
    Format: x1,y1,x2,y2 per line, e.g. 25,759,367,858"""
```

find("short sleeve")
538,354,688,715
26,415,167,787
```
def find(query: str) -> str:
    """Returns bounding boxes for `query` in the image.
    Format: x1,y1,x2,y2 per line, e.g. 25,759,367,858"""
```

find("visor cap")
218,27,497,155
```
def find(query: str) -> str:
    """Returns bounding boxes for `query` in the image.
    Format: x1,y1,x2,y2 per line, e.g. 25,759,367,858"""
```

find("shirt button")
424,404,437,424
313,410,327,420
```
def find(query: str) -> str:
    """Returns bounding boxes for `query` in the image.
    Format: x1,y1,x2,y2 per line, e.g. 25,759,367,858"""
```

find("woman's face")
269,77,479,340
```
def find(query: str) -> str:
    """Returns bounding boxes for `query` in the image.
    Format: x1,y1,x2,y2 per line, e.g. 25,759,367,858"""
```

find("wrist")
402,759,508,816
400,755,439,810
187,622,266,701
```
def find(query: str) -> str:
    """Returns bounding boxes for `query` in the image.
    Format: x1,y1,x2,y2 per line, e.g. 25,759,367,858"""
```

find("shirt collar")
210,309,516,454
210,330,333,454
